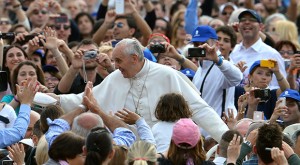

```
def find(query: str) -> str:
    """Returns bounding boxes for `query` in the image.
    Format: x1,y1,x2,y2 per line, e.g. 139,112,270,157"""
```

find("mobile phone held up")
115,0,125,14
253,111,264,121
188,47,206,57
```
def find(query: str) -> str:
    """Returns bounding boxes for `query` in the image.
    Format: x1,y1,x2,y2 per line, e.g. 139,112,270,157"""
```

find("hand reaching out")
16,77,39,105
115,108,141,125
7,143,25,165
222,108,237,130
227,134,242,164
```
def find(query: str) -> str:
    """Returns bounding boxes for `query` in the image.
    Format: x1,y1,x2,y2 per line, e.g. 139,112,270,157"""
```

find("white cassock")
59,59,229,142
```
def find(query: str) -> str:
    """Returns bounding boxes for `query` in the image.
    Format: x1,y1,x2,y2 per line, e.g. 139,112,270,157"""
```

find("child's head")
155,93,192,122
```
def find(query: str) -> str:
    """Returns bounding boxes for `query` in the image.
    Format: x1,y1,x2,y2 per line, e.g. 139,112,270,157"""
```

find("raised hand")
271,147,288,165
7,143,25,165
95,53,114,70
227,134,242,164
41,27,59,51
16,77,39,105
115,108,141,125
222,108,237,130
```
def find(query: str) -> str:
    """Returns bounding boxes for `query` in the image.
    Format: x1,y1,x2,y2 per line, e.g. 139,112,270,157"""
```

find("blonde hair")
35,135,49,165
127,141,157,165
170,9,186,28
99,45,113,54
275,20,300,50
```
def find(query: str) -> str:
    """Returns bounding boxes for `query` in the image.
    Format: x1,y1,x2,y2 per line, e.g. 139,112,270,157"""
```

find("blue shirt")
0,104,30,148
136,118,156,145
45,118,136,147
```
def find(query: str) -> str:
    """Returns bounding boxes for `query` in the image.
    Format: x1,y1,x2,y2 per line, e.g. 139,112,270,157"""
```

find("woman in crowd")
158,118,214,165
235,59,290,119
42,65,62,93
275,20,300,50
1,61,47,114
170,19,187,52
127,141,157,165
75,12,95,40
152,93,192,153
84,127,115,165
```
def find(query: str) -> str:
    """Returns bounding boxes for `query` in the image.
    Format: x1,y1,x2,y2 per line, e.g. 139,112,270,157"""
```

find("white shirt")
0,104,16,129
152,121,175,153
213,156,227,165
192,60,243,116
59,59,229,142
230,38,286,89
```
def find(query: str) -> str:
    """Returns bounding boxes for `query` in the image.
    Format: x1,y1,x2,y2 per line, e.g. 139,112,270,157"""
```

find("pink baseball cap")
172,118,201,149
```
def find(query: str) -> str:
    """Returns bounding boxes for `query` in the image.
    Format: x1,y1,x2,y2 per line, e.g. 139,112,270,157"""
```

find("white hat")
283,123,300,141
219,2,238,14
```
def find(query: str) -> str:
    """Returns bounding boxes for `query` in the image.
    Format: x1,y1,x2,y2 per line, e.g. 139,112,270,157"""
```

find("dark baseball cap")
238,9,262,23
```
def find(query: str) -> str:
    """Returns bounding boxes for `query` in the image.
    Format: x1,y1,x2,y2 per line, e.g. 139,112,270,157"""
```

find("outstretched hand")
8,143,25,165
82,81,100,113
115,108,141,125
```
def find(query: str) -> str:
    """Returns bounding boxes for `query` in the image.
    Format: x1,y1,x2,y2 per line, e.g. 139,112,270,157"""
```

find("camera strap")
200,63,214,94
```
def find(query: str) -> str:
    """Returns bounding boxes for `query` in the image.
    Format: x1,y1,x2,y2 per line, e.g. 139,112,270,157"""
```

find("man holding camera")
191,25,243,118
53,39,105,94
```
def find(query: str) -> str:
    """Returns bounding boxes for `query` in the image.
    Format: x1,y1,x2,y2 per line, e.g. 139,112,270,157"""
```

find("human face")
103,29,114,42
158,55,181,70
220,6,234,24
30,54,42,68
17,65,37,86
0,18,12,33
78,44,99,69
45,52,57,67
249,67,272,88
279,45,294,59
29,8,49,28
217,31,232,57
112,46,139,78
209,19,225,29
153,19,167,35
281,98,300,124
78,15,93,36
44,72,59,92
55,22,71,42
238,14,262,42
148,36,166,45
67,2,81,19
261,0,278,12
5,47,26,71
113,18,134,40
254,3,267,19
176,21,186,40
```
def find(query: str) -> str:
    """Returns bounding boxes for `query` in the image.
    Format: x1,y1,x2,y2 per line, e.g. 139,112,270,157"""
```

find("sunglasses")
154,25,166,31
114,22,124,28
45,77,59,82
0,20,10,25
32,10,48,15
239,17,258,23
222,11,232,16
50,24,70,30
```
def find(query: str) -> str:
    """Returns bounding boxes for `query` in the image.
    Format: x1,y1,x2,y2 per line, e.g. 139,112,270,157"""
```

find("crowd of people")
0,0,300,164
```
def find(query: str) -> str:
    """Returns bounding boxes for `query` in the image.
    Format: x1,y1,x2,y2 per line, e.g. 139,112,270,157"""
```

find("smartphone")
254,89,271,102
115,0,125,14
2,160,13,165
54,16,68,24
278,97,286,107
284,59,291,69
260,60,275,68
253,111,264,121
0,71,8,92
188,47,206,57
0,32,15,40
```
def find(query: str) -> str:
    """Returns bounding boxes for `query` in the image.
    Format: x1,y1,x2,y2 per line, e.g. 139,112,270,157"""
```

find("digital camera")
149,44,165,53
0,32,15,40
84,50,98,60
254,89,271,102
188,47,206,57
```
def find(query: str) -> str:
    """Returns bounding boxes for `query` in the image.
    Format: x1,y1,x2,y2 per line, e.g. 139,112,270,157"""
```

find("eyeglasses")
45,77,59,82
32,10,48,15
239,17,258,23
114,22,124,28
154,25,166,31
222,11,232,16
50,24,71,30
279,50,294,55
0,20,10,25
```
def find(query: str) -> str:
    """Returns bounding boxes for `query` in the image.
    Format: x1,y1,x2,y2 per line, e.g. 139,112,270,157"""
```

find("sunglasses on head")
32,10,48,15
114,22,124,28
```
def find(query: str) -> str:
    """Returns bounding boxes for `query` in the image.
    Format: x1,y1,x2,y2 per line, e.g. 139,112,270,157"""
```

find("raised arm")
93,10,116,45
269,59,290,96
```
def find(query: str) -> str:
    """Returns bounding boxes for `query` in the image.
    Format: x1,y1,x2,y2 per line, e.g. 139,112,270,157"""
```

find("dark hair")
10,61,45,94
49,131,85,161
85,127,113,165
92,19,105,35
115,15,138,37
2,45,28,73
216,26,237,48
68,41,80,49
155,93,192,122
33,120,43,139
274,40,297,52
170,1,184,19
8,24,30,33
40,105,64,133
156,17,172,39
76,39,99,50
219,130,243,156
74,12,95,26
256,123,283,164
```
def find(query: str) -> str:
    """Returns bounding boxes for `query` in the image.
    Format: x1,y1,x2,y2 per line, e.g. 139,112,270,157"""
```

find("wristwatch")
244,140,252,147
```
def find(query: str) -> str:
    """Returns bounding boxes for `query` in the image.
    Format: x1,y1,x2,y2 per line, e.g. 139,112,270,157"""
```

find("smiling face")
5,47,26,71
157,55,181,70
281,98,300,124
113,18,135,40
44,72,60,92
248,67,272,88
112,45,139,78
238,13,262,42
